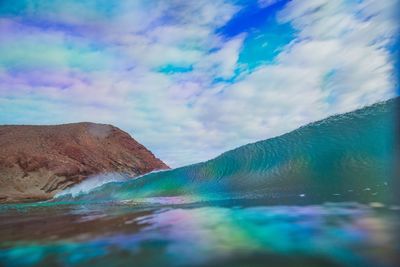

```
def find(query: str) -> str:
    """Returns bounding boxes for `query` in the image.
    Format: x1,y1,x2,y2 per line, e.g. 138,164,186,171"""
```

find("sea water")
1,98,399,266
0,199,399,267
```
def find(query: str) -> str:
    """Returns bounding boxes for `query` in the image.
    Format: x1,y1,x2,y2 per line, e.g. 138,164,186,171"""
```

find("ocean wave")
55,98,398,204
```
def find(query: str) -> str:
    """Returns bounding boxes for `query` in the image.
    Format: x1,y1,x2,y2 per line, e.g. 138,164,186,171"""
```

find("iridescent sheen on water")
0,201,399,267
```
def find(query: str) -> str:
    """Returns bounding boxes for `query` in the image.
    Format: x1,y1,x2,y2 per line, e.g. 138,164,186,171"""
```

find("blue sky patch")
157,64,194,74
218,0,295,71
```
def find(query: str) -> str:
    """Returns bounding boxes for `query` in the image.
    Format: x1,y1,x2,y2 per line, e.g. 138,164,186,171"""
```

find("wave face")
57,98,398,203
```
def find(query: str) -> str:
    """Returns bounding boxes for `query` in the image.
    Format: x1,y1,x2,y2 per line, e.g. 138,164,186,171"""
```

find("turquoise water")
1,98,399,266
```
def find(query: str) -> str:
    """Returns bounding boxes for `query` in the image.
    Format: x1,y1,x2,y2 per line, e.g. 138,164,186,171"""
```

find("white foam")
55,169,170,198
55,173,128,198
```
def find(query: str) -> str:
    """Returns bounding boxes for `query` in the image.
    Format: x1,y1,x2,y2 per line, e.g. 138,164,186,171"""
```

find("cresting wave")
56,98,399,203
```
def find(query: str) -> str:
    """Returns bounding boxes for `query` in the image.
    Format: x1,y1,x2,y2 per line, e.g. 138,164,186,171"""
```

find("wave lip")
55,173,129,198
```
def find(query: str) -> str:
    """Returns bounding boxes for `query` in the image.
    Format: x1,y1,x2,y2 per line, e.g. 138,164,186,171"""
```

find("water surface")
1,199,399,267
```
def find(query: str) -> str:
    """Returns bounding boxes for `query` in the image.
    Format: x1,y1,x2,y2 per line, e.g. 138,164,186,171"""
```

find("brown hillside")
0,122,169,203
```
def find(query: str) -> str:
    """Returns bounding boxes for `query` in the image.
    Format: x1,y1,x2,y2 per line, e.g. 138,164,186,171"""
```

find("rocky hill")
0,122,168,202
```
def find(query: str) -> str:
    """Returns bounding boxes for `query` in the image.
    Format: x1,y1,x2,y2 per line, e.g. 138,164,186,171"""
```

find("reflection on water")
0,201,399,267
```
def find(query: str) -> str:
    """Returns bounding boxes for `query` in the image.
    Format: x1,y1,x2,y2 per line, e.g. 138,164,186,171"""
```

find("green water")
1,98,399,266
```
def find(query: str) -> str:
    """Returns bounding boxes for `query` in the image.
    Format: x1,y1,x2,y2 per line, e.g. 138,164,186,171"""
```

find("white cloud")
182,0,398,163
194,35,245,79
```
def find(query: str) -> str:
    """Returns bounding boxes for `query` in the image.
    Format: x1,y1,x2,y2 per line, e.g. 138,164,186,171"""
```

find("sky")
0,0,399,167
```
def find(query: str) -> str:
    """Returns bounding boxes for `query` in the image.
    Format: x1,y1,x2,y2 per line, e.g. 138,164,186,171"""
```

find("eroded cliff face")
0,122,169,202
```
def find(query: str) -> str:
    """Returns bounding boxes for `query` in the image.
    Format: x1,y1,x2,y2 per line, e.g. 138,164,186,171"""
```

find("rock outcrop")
0,122,169,202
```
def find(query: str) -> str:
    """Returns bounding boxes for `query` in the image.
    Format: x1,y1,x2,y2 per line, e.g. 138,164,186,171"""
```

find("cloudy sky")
0,0,399,167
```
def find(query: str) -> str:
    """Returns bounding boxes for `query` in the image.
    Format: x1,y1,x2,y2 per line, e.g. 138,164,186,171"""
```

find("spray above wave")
56,98,398,203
